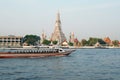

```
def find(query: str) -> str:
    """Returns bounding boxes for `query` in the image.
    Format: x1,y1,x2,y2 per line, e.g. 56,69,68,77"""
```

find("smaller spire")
41,29,46,40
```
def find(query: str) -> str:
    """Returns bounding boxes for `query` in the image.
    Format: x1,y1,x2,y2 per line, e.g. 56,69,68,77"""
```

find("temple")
51,12,66,45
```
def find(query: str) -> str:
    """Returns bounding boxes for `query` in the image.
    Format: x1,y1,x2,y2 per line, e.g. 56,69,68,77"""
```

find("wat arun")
51,12,66,45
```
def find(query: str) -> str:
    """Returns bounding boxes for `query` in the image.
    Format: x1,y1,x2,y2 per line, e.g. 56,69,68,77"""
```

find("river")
0,49,120,80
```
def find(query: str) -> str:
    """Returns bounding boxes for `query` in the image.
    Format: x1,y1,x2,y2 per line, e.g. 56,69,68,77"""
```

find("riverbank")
69,46,120,49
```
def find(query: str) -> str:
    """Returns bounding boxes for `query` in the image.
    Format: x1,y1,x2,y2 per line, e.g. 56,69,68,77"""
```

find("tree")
42,39,51,45
87,37,106,46
112,40,119,46
23,35,40,46
81,39,88,46
98,39,106,45
52,40,58,45
68,42,73,46
88,37,97,46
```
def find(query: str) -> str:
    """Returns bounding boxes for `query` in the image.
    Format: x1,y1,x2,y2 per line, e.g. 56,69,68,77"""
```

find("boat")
0,47,76,58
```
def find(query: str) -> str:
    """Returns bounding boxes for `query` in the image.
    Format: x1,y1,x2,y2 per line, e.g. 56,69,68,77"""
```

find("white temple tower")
51,12,66,45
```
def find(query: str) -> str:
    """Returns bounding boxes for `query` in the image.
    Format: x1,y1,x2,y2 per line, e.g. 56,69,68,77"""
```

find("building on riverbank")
103,37,113,46
0,35,23,48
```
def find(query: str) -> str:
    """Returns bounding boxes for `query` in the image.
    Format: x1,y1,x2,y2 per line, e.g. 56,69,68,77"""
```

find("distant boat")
0,47,76,58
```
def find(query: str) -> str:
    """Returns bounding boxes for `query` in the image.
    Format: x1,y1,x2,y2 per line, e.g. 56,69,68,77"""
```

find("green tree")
98,39,106,45
81,39,88,46
68,42,73,46
88,37,97,46
52,40,58,45
87,37,106,46
112,40,119,46
23,35,40,46
42,39,51,45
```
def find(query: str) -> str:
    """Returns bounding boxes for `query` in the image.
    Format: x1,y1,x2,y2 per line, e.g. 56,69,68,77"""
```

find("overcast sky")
0,0,120,40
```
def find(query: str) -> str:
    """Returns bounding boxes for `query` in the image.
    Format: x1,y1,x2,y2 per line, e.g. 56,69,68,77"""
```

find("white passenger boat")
0,47,76,58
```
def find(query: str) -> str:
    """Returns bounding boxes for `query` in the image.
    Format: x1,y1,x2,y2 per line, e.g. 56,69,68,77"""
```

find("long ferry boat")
0,47,75,58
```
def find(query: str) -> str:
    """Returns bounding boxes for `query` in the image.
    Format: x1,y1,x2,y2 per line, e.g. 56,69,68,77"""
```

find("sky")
0,0,120,40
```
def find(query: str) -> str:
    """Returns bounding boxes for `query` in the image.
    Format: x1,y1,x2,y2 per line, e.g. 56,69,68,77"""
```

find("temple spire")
56,11,60,22
51,12,66,45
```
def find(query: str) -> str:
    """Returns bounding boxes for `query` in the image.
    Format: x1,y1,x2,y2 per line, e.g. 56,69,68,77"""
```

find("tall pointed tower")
51,12,66,44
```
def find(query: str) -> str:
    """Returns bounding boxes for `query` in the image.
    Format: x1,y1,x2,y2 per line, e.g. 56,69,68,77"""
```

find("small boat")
0,47,76,58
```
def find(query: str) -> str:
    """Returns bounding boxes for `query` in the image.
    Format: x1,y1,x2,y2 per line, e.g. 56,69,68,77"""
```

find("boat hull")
0,51,74,58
